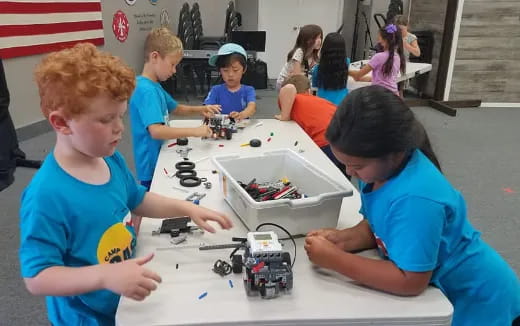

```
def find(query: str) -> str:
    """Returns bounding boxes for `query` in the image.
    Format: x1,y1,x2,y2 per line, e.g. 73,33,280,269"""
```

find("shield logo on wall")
112,10,130,43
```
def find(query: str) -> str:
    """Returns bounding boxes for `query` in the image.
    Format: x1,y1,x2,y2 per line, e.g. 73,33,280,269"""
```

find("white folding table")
116,119,452,326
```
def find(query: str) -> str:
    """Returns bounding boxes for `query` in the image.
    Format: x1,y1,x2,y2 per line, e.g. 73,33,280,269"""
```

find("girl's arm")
404,39,421,57
307,219,377,252
333,250,432,296
349,64,373,81
305,236,432,296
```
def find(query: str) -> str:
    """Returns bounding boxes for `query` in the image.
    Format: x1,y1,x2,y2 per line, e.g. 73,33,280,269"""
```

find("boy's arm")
132,192,232,233
148,123,211,140
230,87,256,120
241,102,256,119
173,104,221,117
275,84,297,121
24,254,161,300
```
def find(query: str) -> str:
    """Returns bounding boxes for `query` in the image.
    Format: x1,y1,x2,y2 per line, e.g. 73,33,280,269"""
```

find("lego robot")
200,231,293,299
232,231,293,299
203,113,236,140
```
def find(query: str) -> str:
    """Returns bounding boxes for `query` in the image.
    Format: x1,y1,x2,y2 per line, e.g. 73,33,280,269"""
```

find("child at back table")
305,85,520,326
276,74,346,176
349,24,405,96
393,15,421,61
204,43,256,121
311,32,350,106
129,27,221,190
20,43,232,326
276,24,323,90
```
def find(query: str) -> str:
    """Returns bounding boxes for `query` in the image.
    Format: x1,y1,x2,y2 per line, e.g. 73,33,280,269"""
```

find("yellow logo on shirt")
96,212,136,264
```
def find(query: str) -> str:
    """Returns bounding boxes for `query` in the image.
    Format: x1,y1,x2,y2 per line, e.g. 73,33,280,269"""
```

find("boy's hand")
102,253,161,301
229,111,244,121
187,205,233,233
192,125,212,137
202,105,221,118
304,235,343,270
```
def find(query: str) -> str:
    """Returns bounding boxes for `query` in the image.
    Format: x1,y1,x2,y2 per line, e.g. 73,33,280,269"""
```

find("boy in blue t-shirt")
204,43,256,121
20,43,232,326
129,28,221,190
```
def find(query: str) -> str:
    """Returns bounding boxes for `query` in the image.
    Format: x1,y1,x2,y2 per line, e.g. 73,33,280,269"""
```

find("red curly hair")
34,43,135,119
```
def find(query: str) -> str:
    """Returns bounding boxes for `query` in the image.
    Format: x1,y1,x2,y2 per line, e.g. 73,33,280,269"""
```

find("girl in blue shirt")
311,32,349,106
305,85,520,326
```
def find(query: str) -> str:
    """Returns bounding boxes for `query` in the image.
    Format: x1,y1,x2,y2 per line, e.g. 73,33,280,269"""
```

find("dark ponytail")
326,85,441,171
379,24,406,76
412,119,441,171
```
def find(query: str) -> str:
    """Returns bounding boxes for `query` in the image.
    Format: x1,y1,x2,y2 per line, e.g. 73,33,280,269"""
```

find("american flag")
0,0,104,59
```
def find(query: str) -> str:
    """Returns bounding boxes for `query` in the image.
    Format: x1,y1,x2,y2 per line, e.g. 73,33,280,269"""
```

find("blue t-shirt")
203,84,255,115
129,76,178,181
359,149,520,326
311,58,350,106
19,151,147,326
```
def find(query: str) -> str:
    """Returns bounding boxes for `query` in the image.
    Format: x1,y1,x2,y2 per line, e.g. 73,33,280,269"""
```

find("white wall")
5,0,233,129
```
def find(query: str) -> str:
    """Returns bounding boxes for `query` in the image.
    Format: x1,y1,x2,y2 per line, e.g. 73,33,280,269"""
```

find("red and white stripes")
0,0,104,59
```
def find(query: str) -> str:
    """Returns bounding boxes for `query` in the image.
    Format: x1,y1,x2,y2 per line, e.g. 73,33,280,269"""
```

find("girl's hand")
229,111,244,121
102,253,161,301
187,205,233,233
307,228,351,251
304,235,343,269
202,105,221,118
274,114,282,120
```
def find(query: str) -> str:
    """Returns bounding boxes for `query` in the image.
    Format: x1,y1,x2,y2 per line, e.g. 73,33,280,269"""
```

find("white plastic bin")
212,149,353,235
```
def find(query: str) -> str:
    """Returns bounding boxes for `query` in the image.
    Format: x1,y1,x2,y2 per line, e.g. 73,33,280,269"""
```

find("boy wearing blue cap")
204,43,256,121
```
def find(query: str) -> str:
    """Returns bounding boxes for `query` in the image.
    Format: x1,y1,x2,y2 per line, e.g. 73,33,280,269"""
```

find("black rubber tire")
231,254,243,273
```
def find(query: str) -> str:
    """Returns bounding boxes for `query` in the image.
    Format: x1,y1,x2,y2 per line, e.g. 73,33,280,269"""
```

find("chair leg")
187,66,198,98
177,66,189,102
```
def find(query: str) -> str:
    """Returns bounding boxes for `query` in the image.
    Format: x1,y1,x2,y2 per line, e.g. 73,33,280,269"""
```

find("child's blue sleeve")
311,65,318,87
245,86,256,104
346,58,351,66
112,152,146,210
134,89,166,127
204,85,219,105
384,196,444,272
162,88,178,113
19,191,68,278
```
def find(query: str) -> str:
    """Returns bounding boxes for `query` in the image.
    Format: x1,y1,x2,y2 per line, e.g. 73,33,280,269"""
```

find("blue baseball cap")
208,43,247,66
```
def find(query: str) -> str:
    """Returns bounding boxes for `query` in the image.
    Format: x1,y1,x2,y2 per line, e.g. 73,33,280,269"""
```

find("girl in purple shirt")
349,24,406,96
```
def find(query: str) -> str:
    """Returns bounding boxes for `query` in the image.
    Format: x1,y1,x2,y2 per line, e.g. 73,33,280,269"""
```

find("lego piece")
249,139,261,147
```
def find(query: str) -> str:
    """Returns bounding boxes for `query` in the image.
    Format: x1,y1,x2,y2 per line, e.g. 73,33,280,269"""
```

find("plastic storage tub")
212,149,353,235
